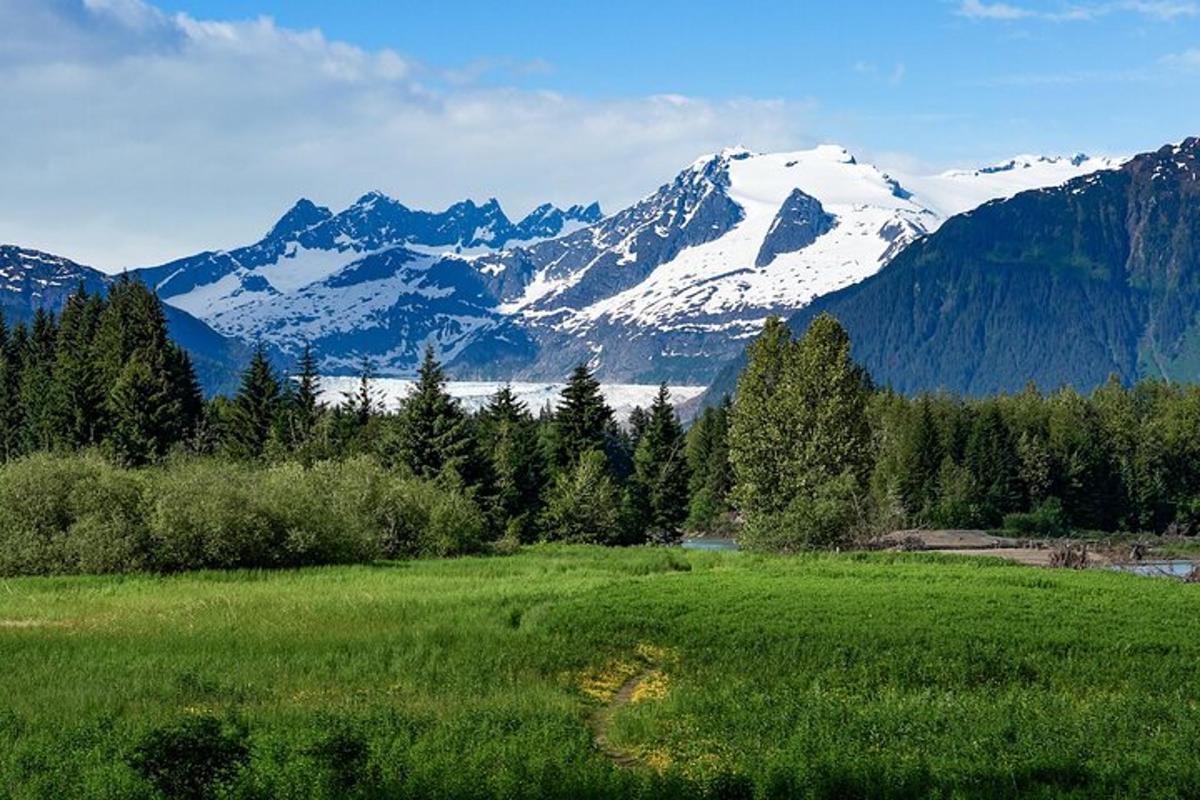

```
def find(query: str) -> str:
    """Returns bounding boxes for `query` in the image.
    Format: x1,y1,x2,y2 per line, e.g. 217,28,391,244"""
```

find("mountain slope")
702,137,1200,401
0,246,254,394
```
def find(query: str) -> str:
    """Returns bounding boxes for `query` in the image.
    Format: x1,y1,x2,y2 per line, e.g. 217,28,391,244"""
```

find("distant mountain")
128,147,1116,383
0,246,254,395
131,195,602,374
701,137,1200,403
453,147,1121,383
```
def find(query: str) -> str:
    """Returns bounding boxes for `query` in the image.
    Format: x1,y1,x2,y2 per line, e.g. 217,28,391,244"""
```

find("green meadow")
3,546,1200,799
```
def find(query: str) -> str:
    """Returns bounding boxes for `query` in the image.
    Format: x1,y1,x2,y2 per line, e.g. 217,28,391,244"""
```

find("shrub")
145,460,285,570
1003,497,1070,538
0,452,150,576
127,715,248,800
258,457,387,565
0,453,485,575
375,477,486,558
740,473,862,552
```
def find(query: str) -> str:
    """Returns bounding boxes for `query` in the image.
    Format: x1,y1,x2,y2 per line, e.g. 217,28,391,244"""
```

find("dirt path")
590,668,652,769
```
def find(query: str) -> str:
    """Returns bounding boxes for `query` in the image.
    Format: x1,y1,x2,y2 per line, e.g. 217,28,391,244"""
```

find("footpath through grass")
2,546,1200,798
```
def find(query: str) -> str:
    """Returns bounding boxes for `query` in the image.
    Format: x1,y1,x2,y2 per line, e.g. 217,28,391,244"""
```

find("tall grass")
3,547,1200,797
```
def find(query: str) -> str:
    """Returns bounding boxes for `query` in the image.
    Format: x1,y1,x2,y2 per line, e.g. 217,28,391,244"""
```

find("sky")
1,0,1198,270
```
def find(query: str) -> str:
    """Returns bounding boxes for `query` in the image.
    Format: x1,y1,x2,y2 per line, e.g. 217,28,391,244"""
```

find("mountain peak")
353,190,397,208
566,202,603,223
268,197,333,240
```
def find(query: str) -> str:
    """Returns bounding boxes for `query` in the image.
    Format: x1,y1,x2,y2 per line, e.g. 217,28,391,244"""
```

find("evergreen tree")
342,354,379,428
728,316,794,516
628,384,691,541
0,313,18,461
550,364,615,469
964,403,1021,526
1047,388,1118,530
478,385,545,538
685,397,733,531
108,348,182,465
19,309,59,452
291,344,321,435
896,396,942,520
52,285,107,448
627,406,649,451
395,346,476,481
93,277,202,457
167,345,204,442
0,322,27,460
225,343,282,459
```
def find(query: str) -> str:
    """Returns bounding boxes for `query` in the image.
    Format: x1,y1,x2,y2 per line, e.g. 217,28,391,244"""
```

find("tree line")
0,281,711,550
726,315,1200,548
5,279,1199,571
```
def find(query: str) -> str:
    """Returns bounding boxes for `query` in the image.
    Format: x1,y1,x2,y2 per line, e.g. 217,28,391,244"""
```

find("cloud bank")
0,0,815,269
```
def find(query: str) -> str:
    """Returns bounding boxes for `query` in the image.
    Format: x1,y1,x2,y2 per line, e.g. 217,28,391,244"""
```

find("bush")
127,715,248,800
0,453,486,576
740,473,862,552
375,477,486,558
0,452,150,575
1003,497,1070,538
145,460,284,570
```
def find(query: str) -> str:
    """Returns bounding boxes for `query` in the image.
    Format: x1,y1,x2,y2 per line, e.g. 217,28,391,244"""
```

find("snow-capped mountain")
453,146,1122,382
129,146,1121,383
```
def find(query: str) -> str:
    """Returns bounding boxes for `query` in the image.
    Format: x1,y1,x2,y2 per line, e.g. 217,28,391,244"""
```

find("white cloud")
958,0,1035,19
956,0,1198,21
1161,47,1200,68
0,0,817,270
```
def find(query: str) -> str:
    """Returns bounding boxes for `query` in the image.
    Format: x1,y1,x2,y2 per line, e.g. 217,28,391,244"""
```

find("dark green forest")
1,280,1199,576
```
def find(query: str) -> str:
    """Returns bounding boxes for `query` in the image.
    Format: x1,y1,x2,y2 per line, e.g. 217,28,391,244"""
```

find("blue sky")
154,0,1200,160
0,0,1197,268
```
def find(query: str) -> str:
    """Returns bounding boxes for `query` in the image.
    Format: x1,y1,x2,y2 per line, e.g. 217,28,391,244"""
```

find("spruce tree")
627,406,649,451
729,314,871,541
551,364,615,469
728,316,796,516
108,349,182,465
342,354,379,428
19,309,59,452
628,384,691,540
478,385,545,538
395,346,476,481
685,397,733,531
0,323,27,460
167,345,204,442
52,285,107,448
225,343,282,459
92,277,202,457
540,450,622,544
896,396,943,520
964,404,1021,526
0,312,15,461
292,344,321,432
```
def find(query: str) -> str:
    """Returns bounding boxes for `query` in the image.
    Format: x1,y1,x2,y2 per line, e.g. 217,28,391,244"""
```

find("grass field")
3,546,1200,799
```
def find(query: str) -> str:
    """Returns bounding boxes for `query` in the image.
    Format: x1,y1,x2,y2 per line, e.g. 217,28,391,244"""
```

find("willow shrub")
0,453,484,576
